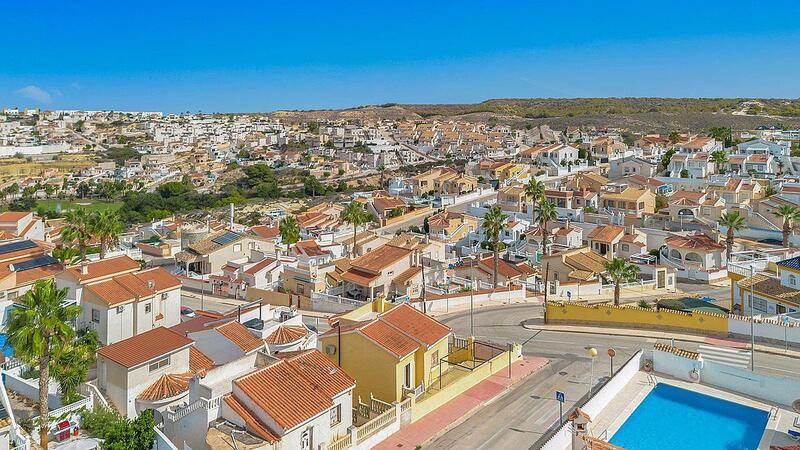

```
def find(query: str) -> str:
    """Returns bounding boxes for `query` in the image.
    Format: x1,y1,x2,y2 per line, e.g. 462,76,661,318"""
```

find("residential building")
600,185,656,217
320,302,451,403
608,156,658,180
340,243,421,301
676,137,722,154
735,138,790,157
662,232,726,274
0,211,44,241
175,230,271,275
730,256,800,316
0,239,63,325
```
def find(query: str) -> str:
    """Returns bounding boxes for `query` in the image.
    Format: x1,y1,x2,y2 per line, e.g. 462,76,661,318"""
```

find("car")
180,306,196,318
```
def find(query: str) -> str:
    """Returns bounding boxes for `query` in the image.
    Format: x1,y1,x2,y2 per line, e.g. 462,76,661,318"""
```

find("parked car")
180,306,196,318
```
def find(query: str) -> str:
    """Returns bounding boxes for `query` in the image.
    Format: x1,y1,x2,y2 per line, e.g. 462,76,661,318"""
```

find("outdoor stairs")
697,345,752,369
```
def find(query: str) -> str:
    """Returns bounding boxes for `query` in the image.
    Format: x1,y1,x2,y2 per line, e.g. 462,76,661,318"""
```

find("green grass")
36,199,123,213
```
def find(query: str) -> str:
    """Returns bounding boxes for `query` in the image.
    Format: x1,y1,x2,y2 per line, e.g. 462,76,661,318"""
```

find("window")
621,244,630,252
430,350,439,369
752,297,768,313
91,309,100,323
161,293,168,300
144,303,151,314
149,356,170,372
790,275,797,286
403,363,412,388
233,244,242,252
330,404,341,426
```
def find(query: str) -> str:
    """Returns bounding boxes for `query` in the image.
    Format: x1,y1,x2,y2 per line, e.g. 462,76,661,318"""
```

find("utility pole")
750,265,755,372
420,250,427,314
543,262,550,324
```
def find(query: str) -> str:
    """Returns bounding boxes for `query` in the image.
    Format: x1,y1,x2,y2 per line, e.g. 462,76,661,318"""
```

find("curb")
418,359,551,447
522,323,800,358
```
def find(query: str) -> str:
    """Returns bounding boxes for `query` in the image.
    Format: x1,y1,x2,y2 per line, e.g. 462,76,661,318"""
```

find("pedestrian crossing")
697,344,752,369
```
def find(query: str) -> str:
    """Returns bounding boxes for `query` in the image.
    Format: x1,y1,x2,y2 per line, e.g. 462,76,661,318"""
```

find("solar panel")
212,231,241,245
11,256,59,272
0,240,37,255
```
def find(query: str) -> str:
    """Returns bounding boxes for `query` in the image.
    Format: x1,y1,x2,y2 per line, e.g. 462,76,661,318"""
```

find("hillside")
265,98,800,132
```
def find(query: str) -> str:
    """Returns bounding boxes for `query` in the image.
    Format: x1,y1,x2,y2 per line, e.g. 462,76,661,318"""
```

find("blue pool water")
610,383,768,450
0,334,12,358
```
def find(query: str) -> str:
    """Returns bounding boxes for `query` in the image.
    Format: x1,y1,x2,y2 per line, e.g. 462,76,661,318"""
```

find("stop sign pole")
608,348,616,375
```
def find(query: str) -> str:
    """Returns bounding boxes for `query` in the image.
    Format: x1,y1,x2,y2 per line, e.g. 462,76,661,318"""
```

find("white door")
300,427,312,450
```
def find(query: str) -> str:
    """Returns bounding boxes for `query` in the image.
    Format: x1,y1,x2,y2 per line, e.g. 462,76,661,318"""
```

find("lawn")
36,199,123,213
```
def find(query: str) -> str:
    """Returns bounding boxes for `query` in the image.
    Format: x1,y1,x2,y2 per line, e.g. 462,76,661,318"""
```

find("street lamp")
587,347,598,395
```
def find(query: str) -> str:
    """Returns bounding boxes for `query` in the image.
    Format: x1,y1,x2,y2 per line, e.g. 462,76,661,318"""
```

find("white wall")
728,316,800,347
652,350,702,382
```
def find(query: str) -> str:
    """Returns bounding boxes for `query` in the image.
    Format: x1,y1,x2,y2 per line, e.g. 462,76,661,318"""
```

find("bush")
638,299,652,309
81,408,156,450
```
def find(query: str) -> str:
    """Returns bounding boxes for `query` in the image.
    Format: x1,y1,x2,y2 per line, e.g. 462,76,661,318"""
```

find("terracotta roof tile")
189,347,215,373
137,372,192,401
215,321,264,353
244,258,277,275
350,244,412,273
223,395,280,443
97,327,193,368
587,225,625,242
66,255,140,282
381,303,451,346
665,233,724,251
265,325,307,345
361,320,420,357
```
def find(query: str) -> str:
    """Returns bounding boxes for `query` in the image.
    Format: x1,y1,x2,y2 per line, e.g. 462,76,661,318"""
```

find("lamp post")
470,256,475,337
587,347,598,395
749,265,755,372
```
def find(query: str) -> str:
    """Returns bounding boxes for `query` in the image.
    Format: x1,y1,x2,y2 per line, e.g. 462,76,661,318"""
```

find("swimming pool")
609,383,768,450
0,333,12,358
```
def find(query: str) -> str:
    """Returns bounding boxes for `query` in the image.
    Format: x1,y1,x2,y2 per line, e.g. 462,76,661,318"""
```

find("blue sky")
2,1,799,112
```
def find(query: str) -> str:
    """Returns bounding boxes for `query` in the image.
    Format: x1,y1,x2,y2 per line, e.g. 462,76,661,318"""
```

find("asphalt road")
425,303,800,450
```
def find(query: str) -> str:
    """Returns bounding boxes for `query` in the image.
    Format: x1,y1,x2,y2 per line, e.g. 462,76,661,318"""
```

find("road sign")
556,391,565,403
556,391,565,425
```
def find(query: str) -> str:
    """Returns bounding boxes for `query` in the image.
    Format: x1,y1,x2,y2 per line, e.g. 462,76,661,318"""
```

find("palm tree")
524,178,545,225
61,209,93,261
90,210,124,258
342,201,371,258
5,279,80,446
278,216,301,251
52,247,80,265
378,164,386,189
604,257,640,306
776,205,799,248
718,211,746,260
535,200,558,256
710,150,728,174
482,206,507,288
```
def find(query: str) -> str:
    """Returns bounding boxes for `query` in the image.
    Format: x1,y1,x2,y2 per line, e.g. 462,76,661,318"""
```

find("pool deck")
590,371,800,449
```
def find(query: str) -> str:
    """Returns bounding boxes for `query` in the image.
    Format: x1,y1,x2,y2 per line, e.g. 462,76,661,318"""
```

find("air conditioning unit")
325,344,337,355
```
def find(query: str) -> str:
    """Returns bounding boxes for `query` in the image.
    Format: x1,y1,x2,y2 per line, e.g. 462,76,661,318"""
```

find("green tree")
5,279,80,446
680,169,689,178
709,126,733,147
52,246,80,265
303,176,325,197
482,206,508,288
378,164,386,189
524,178,545,225
660,148,676,171
668,131,681,143
710,150,728,173
76,182,90,199
61,209,93,260
535,200,558,256
279,216,301,249
604,257,640,306
763,185,776,197
776,205,799,248
718,211,746,260
50,330,100,404
90,210,125,258
342,201,371,258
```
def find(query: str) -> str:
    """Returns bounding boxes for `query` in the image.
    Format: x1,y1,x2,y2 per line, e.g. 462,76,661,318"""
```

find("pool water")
0,334,12,358
610,383,768,450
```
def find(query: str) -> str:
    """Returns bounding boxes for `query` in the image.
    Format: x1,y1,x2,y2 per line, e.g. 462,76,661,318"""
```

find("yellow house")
319,302,452,404
493,162,525,183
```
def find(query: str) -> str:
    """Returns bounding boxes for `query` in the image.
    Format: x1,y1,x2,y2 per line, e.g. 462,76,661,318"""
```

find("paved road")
425,303,800,449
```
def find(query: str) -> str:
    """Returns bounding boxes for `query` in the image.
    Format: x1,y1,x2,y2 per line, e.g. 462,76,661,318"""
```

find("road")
425,303,800,449
379,190,496,234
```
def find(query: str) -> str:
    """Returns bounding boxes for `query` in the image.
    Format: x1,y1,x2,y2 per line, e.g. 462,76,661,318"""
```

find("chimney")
80,262,88,275
147,280,155,290
628,224,635,235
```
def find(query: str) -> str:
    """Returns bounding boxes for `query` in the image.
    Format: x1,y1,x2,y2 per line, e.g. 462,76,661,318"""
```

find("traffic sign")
556,391,565,403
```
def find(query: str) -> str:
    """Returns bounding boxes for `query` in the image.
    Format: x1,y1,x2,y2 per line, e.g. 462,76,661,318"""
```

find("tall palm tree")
604,257,640,306
90,210,125,258
710,150,728,174
52,246,80,265
482,206,507,288
378,164,386,189
776,205,799,248
278,216,301,251
718,211,746,260
61,209,93,261
535,200,558,256
342,201,371,258
524,178,545,225
5,279,80,446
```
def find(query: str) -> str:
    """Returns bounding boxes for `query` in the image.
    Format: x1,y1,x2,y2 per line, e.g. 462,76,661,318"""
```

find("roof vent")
80,262,89,275
147,280,155,290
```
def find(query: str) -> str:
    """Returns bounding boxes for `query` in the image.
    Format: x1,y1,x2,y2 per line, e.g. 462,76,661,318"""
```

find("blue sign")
556,391,565,403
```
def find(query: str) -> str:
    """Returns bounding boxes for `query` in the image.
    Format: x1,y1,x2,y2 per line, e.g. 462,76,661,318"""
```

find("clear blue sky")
2,1,799,112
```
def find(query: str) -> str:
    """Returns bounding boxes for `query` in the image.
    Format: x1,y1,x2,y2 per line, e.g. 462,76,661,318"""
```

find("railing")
163,395,222,422
399,398,412,413
81,381,110,410
329,433,352,450
356,406,397,442
370,396,392,415
0,358,24,371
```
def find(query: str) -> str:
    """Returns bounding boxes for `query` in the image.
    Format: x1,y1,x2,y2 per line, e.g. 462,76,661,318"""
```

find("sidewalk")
524,322,800,358
373,356,549,450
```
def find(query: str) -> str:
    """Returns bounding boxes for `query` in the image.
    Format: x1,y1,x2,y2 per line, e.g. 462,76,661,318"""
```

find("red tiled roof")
361,320,420,357
97,327,193,368
381,303,451,346
215,321,264,353
137,372,192,401
233,349,354,431
66,255,140,282
665,233,724,251
265,325,307,345
244,258,277,275
249,225,280,239
189,346,215,373
587,225,625,242
223,395,280,443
